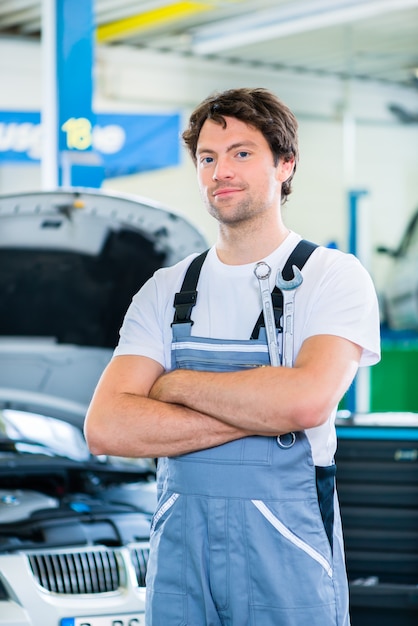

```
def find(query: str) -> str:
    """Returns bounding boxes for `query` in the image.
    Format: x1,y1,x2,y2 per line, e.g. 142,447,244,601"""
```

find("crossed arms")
84,334,362,459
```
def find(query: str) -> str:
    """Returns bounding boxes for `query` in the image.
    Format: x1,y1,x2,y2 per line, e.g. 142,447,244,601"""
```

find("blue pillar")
41,0,103,188
346,189,371,414
348,189,369,258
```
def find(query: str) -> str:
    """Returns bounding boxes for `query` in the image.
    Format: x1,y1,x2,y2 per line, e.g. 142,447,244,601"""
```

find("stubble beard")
205,192,269,228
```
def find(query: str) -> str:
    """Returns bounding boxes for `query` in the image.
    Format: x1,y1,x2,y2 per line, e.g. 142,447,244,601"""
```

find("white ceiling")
0,0,417,89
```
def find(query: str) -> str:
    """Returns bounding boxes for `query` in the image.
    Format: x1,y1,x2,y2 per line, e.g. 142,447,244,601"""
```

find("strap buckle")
171,290,198,325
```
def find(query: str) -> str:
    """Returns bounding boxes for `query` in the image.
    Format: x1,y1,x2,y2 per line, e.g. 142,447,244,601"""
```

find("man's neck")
215,222,290,265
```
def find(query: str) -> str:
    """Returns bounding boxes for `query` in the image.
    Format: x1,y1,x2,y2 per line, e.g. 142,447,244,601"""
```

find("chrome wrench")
275,265,303,368
254,262,281,367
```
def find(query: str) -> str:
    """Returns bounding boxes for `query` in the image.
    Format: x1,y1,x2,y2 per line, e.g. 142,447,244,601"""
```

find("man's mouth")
212,187,242,198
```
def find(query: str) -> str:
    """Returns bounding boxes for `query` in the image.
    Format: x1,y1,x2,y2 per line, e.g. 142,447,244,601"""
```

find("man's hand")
149,369,183,403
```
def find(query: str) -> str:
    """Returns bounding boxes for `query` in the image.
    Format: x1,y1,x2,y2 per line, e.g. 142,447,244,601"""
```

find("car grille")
129,543,150,587
28,548,123,594
27,543,150,594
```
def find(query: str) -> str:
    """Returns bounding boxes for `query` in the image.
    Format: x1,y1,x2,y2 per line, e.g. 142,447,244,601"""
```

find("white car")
0,189,207,626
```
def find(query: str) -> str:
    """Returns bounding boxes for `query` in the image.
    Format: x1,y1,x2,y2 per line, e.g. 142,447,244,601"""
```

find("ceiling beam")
192,0,418,55
0,0,37,18
97,1,215,43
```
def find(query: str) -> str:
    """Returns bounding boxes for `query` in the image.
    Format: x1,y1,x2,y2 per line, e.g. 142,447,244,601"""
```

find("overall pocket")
244,498,335,613
147,491,185,594
146,491,187,625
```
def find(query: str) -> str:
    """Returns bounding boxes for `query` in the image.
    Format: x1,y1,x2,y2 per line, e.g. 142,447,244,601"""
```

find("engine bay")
0,459,156,553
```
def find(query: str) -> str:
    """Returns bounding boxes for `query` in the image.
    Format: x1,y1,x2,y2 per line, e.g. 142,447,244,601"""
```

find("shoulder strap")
250,239,318,339
171,249,209,326
171,239,318,330
280,239,318,281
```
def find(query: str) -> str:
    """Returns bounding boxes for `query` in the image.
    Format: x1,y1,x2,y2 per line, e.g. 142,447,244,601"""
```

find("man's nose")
212,158,234,181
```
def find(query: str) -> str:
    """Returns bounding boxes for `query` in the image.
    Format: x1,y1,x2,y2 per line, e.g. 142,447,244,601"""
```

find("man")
84,87,380,625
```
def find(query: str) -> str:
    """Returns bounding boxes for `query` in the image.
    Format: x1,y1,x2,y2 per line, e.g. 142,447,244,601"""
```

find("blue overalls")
145,251,350,626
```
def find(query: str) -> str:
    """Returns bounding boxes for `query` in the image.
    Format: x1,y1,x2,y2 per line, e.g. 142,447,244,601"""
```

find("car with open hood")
0,188,207,626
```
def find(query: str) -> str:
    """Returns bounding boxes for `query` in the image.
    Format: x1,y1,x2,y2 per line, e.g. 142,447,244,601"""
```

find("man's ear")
277,155,295,182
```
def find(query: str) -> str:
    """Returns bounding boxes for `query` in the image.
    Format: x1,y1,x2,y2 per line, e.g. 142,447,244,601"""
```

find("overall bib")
146,252,350,626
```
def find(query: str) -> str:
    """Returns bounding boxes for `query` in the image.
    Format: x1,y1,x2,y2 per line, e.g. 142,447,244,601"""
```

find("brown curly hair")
182,87,299,204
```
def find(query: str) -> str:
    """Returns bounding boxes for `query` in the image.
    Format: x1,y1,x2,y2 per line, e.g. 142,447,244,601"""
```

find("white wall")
1,37,418,289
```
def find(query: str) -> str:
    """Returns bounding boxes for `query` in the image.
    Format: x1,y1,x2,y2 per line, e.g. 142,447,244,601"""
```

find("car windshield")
0,408,90,462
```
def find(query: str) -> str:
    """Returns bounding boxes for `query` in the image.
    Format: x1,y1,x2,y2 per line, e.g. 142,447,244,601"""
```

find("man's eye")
237,151,250,158
201,156,214,164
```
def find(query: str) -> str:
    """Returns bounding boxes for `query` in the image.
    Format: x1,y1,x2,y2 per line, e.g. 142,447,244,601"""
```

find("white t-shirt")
114,231,381,465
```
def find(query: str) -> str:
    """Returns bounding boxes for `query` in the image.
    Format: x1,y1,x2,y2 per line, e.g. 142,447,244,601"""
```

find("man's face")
195,116,293,227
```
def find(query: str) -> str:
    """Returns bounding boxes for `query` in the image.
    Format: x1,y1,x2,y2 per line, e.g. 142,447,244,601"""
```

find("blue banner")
0,111,181,177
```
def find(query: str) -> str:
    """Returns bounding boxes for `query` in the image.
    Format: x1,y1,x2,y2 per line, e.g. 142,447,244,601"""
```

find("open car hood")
0,189,207,419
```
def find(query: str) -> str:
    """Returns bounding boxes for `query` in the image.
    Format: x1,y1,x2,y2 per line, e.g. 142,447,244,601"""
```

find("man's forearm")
150,367,294,435
85,391,252,459
135,396,253,457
